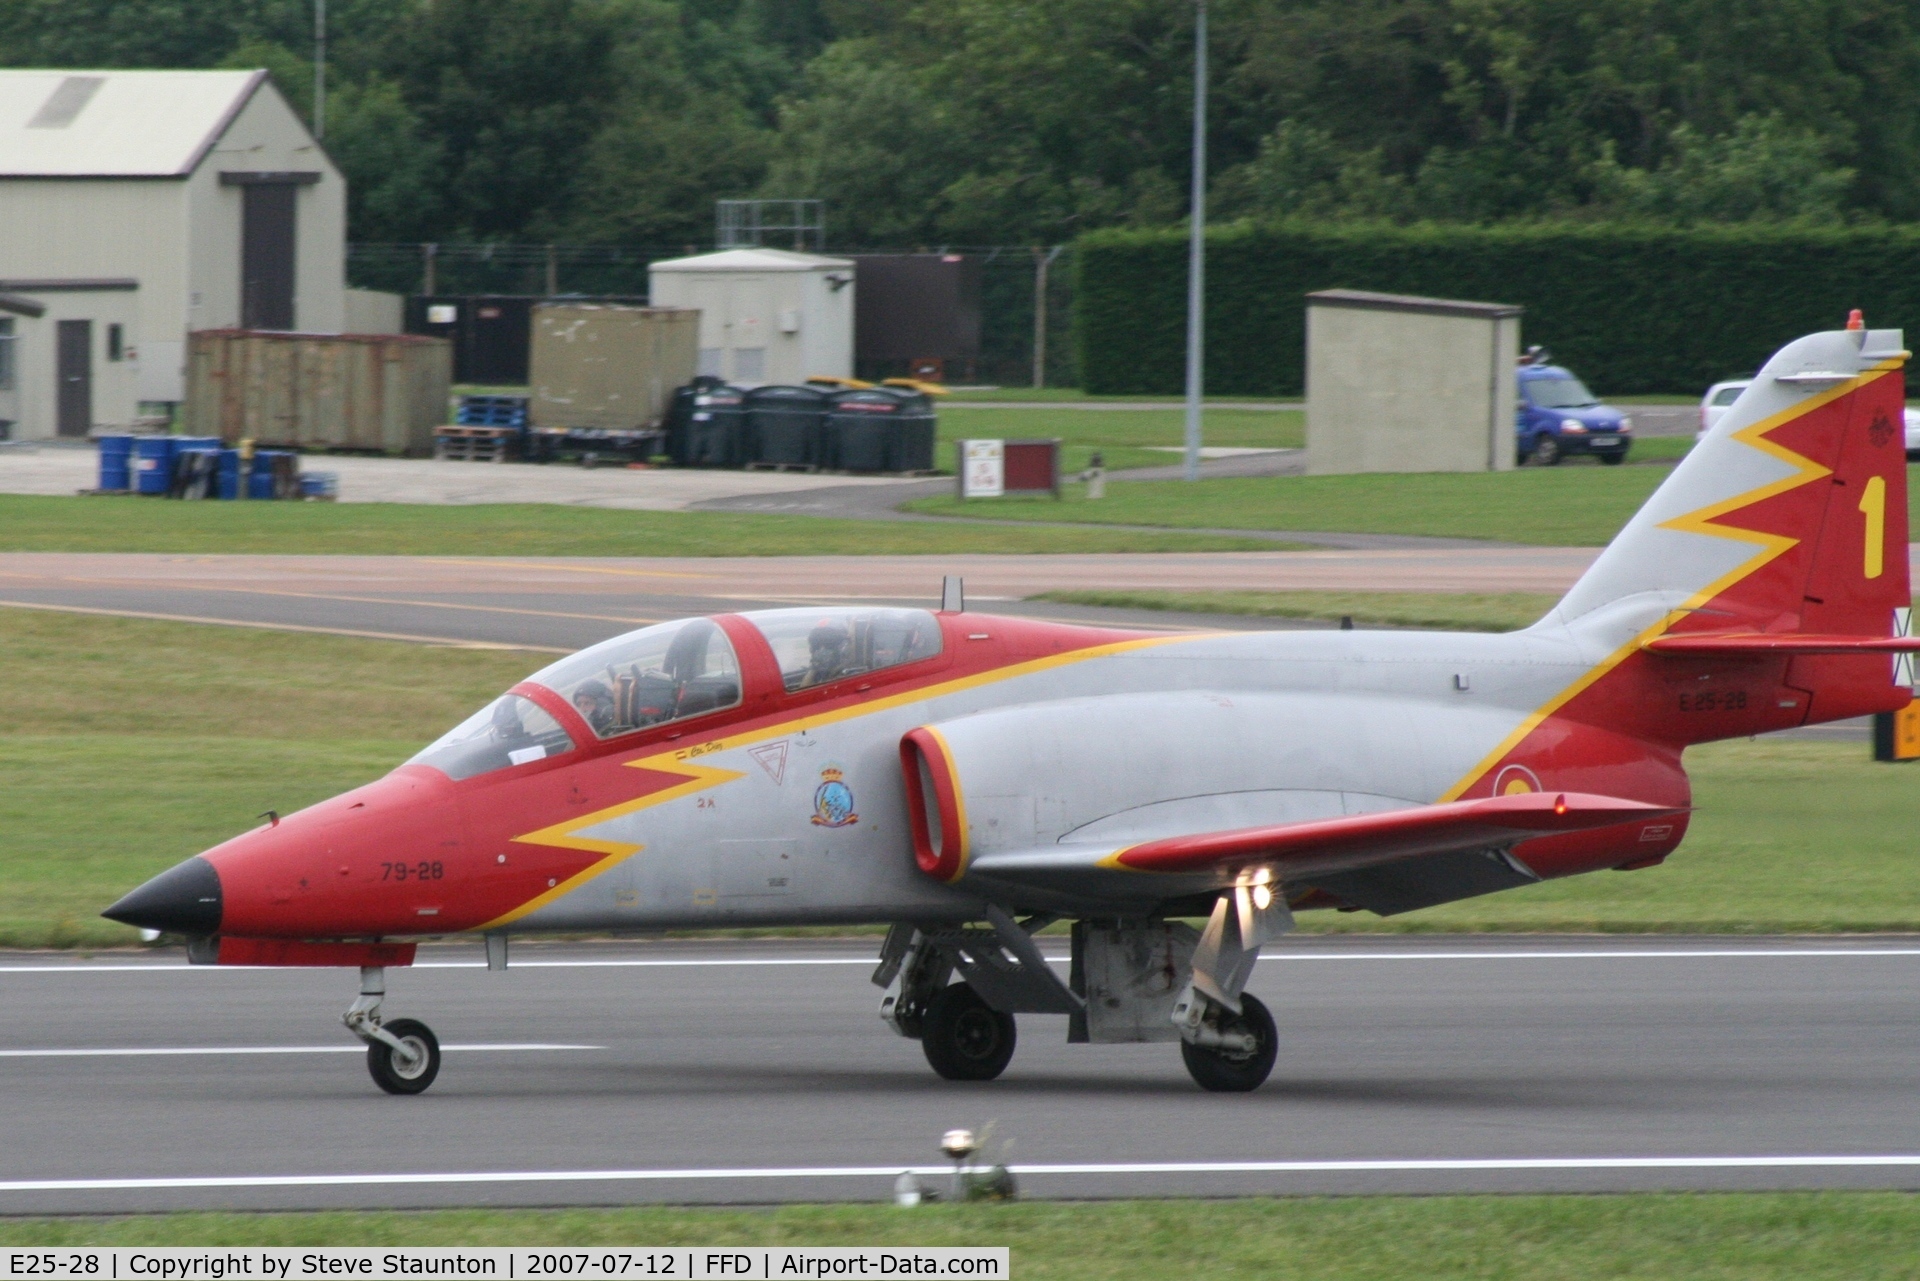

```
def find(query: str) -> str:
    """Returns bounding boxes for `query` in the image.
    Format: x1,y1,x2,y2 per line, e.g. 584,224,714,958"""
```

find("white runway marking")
0,1044,598,1057
4,1154,1920,1193
5,947,1920,975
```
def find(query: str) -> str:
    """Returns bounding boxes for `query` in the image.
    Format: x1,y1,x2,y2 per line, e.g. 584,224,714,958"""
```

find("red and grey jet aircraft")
108,320,1920,1094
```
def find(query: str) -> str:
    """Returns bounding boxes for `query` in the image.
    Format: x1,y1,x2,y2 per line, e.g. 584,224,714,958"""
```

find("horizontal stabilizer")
1108,791,1681,878
1644,633,1920,656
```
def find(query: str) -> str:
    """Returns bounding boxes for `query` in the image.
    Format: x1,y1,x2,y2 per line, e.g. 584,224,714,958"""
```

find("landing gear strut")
343,965,441,1095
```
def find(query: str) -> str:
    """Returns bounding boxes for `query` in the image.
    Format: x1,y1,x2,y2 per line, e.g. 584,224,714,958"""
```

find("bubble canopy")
526,616,743,740
407,608,943,781
743,607,942,692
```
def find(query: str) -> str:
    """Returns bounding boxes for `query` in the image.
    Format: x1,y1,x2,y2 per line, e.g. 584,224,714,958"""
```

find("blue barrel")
96,435,134,491
248,450,294,500
133,437,175,496
174,436,221,453
216,450,241,500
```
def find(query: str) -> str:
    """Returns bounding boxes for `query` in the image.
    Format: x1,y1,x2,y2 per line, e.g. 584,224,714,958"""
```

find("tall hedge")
1075,223,1920,396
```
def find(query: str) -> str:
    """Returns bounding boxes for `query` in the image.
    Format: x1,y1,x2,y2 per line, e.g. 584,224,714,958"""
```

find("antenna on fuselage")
941,576,965,613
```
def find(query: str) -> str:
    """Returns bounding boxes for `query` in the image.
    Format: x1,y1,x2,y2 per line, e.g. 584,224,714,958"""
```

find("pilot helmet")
809,619,851,660
571,679,615,729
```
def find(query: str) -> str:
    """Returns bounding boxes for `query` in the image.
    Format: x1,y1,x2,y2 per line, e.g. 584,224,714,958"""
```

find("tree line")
4,0,1915,246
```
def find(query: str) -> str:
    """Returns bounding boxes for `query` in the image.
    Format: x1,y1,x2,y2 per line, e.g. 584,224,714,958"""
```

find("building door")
56,319,91,437
241,184,297,330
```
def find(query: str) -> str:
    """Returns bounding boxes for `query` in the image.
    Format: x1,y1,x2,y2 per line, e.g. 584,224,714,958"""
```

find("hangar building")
0,69,345,437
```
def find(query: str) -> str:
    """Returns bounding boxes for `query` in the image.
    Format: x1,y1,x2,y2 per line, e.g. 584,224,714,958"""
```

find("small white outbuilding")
0,69,345,435
1305,289,1522,475
648,247,854,386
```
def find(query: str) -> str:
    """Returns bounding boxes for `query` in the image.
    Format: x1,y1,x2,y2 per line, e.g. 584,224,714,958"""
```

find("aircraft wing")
964,791,1683,915
1645,633,1920,655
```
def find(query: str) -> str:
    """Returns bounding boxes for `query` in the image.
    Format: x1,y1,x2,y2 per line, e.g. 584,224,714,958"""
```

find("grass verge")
7,1196,1920,1278
7,607,1920,945
910,468,1667,544
0,495,1282,556
1032,589,1561,632
911,463,1920,546
937,405,1300,473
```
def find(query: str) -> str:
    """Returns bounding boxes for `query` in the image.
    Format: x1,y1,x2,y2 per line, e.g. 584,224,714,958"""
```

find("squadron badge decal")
810,767,858,828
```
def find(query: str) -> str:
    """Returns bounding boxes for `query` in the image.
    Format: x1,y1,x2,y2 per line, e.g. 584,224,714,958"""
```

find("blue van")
1516,362,1632,465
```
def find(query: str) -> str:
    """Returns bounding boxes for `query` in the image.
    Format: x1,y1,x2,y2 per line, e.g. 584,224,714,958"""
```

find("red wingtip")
1847,308,1865,330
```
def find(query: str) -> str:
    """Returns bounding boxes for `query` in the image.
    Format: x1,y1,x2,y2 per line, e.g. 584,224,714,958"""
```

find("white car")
1698,379,1749,438
1700,378,1920,457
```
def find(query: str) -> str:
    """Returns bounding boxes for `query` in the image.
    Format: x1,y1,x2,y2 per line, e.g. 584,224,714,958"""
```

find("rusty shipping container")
182,330,453,454
530,304,698,430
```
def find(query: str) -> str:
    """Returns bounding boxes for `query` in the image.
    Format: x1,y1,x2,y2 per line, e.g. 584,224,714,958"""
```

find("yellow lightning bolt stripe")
483,631,1208,922
475,760,747,929
1434,358,1904,804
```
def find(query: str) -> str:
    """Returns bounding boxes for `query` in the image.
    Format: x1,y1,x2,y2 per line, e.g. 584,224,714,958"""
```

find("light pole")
313,0,327,141
1182,0,1207,481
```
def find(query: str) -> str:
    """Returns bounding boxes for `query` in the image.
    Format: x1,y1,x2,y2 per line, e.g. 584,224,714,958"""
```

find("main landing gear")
921,983,1018,1081
875,888,1292,1092
344,965,442,1094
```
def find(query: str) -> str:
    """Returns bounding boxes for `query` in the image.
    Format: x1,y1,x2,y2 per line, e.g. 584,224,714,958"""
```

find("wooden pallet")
433,426,515,462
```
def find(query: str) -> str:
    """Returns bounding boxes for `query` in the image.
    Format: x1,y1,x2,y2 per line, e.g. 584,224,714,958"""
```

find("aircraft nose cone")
102,855,222,935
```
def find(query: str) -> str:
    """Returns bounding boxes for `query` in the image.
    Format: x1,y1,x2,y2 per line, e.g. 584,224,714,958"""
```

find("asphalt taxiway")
3,936,1919,1211
0,549,1616,651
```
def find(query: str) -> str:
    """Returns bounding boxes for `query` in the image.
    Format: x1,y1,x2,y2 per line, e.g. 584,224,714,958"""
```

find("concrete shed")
0,282,141,439
1306,289,1522,475
0,69,345,433
648,248,854,386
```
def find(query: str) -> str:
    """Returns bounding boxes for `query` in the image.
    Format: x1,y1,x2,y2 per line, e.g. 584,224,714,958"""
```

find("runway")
5,936,1920,1212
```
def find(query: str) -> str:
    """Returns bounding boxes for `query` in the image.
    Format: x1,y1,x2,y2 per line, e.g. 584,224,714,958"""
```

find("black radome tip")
102,855,222,935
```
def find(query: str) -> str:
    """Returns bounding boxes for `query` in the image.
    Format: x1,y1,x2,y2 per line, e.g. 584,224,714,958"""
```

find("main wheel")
367,1017,441,1095
1531,436,1562,466
1180,992,1277,1093
921,984,1017,1081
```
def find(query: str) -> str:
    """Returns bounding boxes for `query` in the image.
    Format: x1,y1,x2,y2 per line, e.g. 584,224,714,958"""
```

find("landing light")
1252,884,1274,910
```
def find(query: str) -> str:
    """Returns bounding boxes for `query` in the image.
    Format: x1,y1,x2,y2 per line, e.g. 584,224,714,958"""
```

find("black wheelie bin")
744,385,830,469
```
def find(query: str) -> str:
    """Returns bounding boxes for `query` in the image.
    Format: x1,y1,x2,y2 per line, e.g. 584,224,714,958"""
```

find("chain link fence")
346,243,1077,389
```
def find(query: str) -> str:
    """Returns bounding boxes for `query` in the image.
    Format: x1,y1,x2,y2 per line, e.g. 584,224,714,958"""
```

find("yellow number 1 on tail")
1860,474,1886,580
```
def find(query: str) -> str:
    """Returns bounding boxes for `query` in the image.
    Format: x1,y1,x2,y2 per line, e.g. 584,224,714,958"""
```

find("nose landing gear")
343,965,442,1094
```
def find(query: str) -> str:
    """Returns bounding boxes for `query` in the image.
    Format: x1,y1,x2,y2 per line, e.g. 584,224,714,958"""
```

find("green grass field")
937,405,1301,474
910,465,1670,544
1034,589,1562,632
0,495,1283,557
944,387,1296,404
909,462,1920,546
7,606,1919,947
8,1195,1920,1278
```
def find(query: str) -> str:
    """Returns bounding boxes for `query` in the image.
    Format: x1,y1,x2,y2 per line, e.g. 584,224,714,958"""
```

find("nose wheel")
343,965,443,1095
366,1017,442,1094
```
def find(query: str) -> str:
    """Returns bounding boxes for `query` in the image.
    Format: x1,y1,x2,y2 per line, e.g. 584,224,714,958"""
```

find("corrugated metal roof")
649,248,855,273
0,69,267,177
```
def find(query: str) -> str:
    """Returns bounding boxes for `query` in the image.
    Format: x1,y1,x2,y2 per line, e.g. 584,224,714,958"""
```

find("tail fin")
1537,320,1913,726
